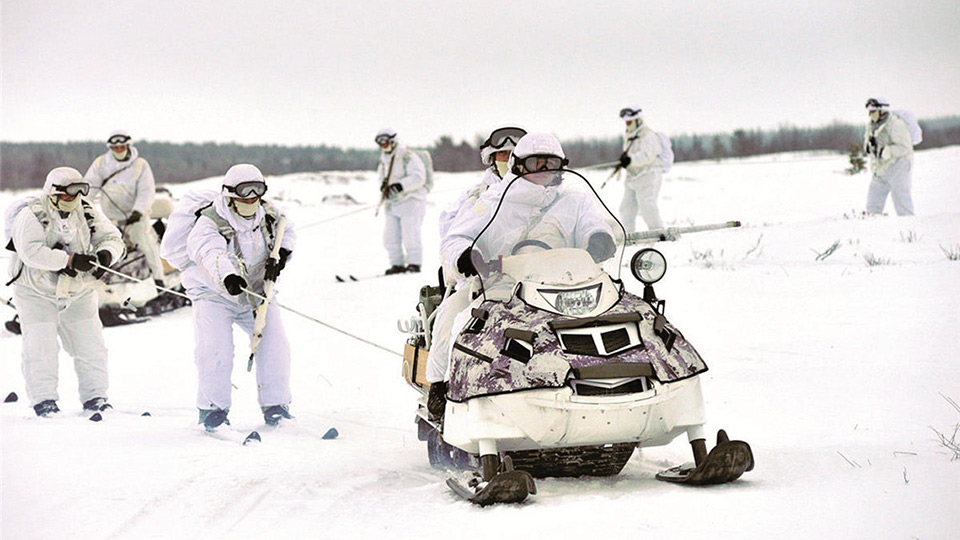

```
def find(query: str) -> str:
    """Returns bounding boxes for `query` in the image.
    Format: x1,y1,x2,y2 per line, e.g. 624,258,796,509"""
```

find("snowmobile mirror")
630,248,667,284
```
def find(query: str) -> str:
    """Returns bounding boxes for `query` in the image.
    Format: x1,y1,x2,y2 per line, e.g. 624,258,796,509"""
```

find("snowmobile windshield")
468,169,626,297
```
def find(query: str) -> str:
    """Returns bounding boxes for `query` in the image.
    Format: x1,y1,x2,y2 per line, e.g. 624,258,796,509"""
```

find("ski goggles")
865,98,888,110
51,183,90,197
481,127,527,150
224,181,268,199
107,134,132,146
375,134,396,145
514,154,568,172
619,107,642,119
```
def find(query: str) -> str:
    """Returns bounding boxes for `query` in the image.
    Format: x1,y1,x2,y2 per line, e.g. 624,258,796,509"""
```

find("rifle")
600,165,623,189
247,215,288,372
625,221,741,246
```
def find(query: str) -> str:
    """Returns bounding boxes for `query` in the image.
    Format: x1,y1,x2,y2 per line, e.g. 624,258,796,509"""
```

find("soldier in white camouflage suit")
375,128,427,275
863,97,916,216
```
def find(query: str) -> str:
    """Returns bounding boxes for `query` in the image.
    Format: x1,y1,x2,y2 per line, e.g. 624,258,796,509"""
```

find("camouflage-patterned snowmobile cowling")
447,291,707,403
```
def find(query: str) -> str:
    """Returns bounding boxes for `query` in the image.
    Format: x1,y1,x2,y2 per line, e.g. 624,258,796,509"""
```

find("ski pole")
247,216,287,372
91,262,193,301
579,160,620,171
240,287,402,359
625,221,742,246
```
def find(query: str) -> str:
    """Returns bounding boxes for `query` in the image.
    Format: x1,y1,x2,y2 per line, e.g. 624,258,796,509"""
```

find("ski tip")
335,275,345,282
322,427,339,440
243,431,262,445
4,391,18,403
141,412,152,417
349,275,358,281
89,412,103,422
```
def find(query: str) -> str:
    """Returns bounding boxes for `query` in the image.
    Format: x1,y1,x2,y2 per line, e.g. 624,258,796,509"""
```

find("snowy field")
2,148,959,539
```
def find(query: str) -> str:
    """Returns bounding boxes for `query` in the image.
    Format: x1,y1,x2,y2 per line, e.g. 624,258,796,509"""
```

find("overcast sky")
2,0,958,149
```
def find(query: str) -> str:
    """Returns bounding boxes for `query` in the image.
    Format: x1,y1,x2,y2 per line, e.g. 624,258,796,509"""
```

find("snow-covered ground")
2,148,959,539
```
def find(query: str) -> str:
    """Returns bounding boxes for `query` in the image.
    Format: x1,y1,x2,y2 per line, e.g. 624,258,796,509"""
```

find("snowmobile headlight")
630,248,667,284
538,283,602,316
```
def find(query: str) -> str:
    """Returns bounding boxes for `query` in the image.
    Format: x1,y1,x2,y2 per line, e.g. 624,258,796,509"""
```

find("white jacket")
9,195,124,298
378,145,426,206
438,167,501,241
181,195,296,301
440,175,612,281
623,124,662,182
84,146,156,222
865,113,914,176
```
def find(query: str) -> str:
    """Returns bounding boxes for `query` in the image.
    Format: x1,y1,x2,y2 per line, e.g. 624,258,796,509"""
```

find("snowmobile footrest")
656,436,754,485
446,470,536,506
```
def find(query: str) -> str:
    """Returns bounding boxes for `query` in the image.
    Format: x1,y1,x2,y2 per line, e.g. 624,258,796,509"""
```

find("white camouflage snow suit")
9,194,124,407
865,113,915,216
84,146,165,281
181,194,296,412
378,144,427,267
619,123,665,232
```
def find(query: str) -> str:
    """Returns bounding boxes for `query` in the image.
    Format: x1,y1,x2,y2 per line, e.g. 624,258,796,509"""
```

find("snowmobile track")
505,443,637,478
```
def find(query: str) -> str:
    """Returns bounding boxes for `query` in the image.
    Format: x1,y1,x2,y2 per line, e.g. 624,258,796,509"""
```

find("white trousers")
619,171,664,233
14,285,108,406
383,198,426,266
426,285,473,383
866,158,914,216
123,218,165,281
193,295,291,411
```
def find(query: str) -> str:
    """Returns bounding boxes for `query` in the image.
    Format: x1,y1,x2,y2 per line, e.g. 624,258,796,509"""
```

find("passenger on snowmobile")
179,164,297,430
427,127,528,412
7,167,124,417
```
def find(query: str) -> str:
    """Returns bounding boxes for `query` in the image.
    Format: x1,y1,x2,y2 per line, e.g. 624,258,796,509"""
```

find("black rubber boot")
427,381,447,422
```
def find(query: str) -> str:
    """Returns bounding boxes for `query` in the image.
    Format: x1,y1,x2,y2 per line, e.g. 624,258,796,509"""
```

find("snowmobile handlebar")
625,221,741,245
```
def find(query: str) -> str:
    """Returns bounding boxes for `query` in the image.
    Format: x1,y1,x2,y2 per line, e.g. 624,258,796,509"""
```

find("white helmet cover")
619,106,644,122
508,133,567,174
222,163,266,198
43,167,85,195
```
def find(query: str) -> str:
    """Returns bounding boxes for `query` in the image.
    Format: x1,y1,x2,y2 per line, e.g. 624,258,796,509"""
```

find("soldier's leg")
382,206,405,267
58,288,109,404
637,172,665,230
193,297,238,411
399,199,426,266
427,285,472,383
125,218,165,281
237,302,292,408
14,286,61,406
887,160,915,216
865,173,891,215
619,183,640,234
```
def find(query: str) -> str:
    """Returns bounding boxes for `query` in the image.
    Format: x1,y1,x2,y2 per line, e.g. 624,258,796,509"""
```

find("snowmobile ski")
656,430,754,485
446,470,536,506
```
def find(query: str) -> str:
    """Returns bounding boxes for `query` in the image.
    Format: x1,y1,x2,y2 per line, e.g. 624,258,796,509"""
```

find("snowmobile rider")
7,167,124,417
376,128,427,275
84,130,166,289
863,97,916,216
180,164,297,430
428,133,617,419
427,127,527,408
617,107,665,232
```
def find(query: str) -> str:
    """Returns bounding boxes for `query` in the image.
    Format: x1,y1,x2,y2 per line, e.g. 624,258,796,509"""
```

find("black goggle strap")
516,154,568,172
225,181,267,198
865,98,888,109
52,183,90,197
483,127,528,149
619,108,642,118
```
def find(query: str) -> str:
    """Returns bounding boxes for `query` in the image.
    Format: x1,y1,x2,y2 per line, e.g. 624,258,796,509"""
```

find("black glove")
587,233,616,263
223,274,247,296
126,211,142,225
387,183,403,196
619,152,631,168
92,250,113,279
69,253,97,273
457,249,478,277
264,248,292,282
866,137,879,157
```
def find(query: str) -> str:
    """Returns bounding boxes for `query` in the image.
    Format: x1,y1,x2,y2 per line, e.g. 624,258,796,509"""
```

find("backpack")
159,190,281,271
5,195,98,285
657,132,675,173
409,149,434,192
890,109,923,146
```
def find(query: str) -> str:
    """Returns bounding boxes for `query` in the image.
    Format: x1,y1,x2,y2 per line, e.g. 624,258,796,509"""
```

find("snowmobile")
97,187,191,327
400,169,752,505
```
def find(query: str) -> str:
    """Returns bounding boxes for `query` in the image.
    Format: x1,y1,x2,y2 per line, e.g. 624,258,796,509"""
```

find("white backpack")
410,149,434,192
891,109,923,146
159,190,219,270
657,132,675,173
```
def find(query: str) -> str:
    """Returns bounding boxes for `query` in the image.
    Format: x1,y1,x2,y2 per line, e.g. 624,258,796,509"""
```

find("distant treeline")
2,116,959,190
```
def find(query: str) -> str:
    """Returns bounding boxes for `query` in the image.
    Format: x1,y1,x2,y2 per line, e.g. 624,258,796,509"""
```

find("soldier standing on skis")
375,128,427,275
863,97,919,216
427,126,526,415
84,131,166,290
617,107,665,233
7,167,124,417
179,164,296,430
